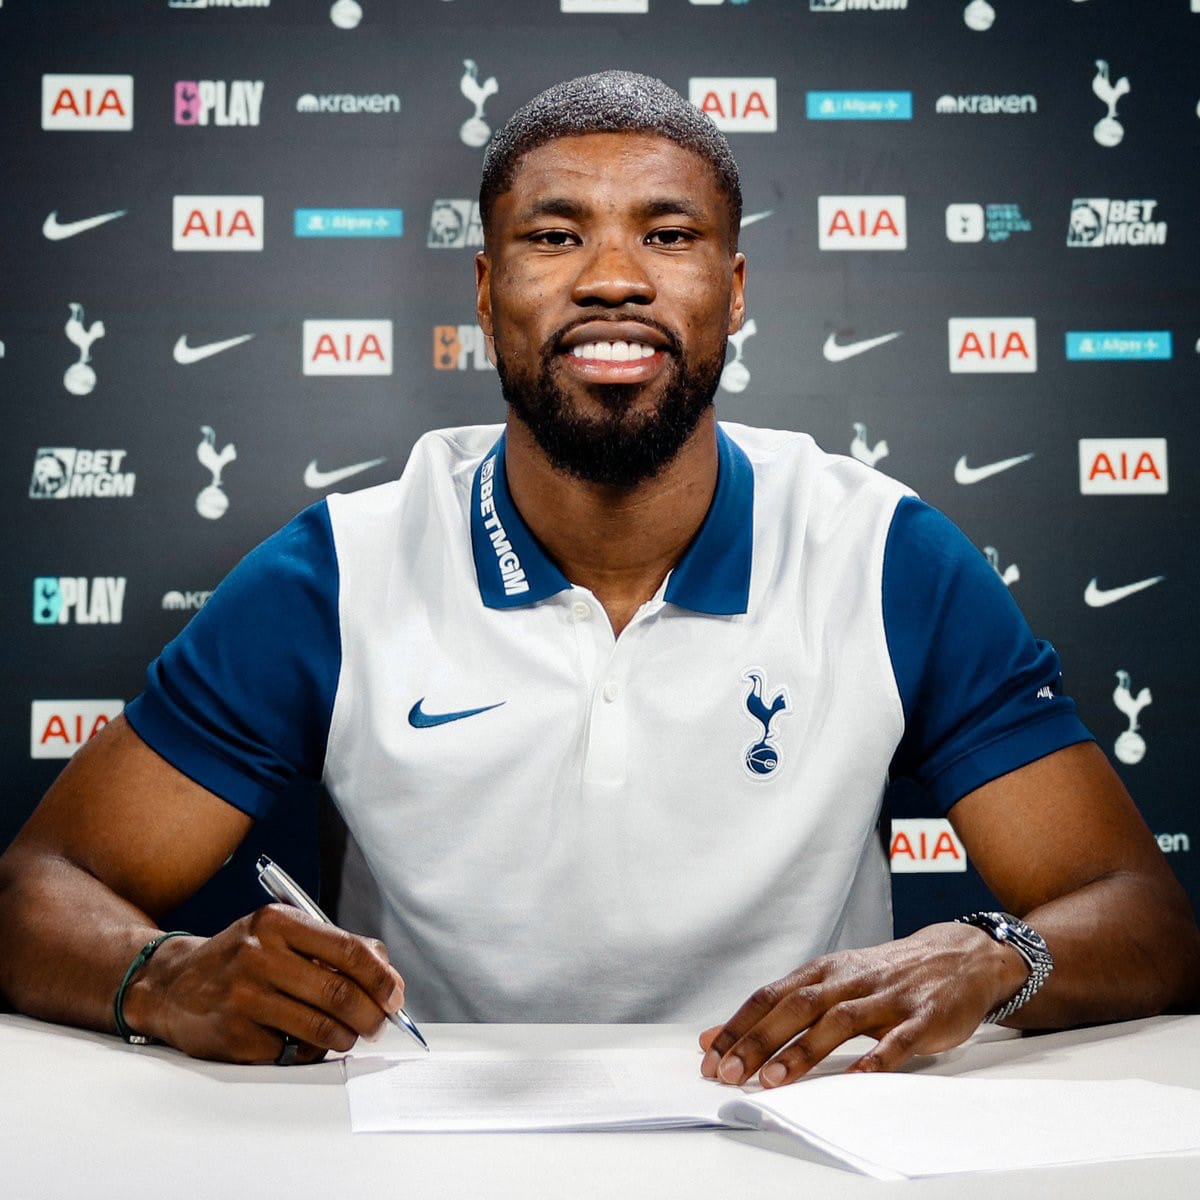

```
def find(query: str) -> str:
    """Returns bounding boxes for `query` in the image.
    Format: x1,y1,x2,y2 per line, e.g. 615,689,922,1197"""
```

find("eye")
529,229,579,247
645,227,696,247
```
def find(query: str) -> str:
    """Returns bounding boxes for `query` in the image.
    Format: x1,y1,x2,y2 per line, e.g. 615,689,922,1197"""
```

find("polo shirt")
125,422,1092,1023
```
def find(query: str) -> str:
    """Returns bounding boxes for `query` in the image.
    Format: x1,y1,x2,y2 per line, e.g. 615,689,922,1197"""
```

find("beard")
495,321,726,489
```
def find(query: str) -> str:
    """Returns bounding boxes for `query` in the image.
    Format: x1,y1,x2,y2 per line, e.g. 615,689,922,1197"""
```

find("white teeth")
570,340,657,361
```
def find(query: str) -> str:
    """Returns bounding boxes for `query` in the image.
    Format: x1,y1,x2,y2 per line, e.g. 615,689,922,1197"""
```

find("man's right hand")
123,905,407,1064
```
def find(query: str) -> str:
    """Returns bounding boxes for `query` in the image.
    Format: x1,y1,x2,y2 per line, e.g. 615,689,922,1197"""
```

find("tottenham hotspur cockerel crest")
741,669,791,779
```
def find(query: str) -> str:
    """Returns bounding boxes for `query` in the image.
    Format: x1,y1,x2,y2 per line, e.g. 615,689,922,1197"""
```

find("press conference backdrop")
3,0,1198,937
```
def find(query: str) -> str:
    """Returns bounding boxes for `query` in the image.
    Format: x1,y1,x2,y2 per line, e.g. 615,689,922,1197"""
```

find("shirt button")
571,601,591,621
602,680,619,702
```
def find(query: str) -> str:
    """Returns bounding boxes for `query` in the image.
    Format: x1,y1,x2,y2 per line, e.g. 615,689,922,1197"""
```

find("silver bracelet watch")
956,911,1054,1023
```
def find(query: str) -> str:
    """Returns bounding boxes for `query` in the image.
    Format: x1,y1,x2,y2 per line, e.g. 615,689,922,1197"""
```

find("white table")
2,1013,1198,1199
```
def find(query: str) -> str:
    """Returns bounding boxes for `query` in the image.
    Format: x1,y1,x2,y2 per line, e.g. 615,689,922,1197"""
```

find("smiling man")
1,72,1197,1081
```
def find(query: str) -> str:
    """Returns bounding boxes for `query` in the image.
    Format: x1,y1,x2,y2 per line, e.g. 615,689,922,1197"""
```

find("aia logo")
42,74,133,131
818,196,906,250
889,819,967,874
1078,438,1167,495
303,320,393,376
688,77,777,132
948,318,1037,373
173,196,263,251
30,700,123,759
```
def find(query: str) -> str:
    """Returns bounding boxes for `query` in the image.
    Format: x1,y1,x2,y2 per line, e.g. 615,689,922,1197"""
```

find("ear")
474,251,498,365
727,252,747,334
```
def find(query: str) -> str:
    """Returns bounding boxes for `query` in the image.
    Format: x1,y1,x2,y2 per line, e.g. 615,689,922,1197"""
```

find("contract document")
345,1050,1200,1179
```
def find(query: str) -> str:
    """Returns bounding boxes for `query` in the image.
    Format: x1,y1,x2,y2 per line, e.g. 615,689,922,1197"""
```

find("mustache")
545,316,683,360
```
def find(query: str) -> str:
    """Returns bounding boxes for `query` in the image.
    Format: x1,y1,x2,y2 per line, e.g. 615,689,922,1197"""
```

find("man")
1,73,1197,1086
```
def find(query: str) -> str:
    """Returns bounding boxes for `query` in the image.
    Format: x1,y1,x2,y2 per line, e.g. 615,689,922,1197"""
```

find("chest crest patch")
742,669,791,779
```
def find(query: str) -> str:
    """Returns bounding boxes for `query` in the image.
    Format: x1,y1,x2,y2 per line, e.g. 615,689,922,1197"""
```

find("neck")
504,410,719,635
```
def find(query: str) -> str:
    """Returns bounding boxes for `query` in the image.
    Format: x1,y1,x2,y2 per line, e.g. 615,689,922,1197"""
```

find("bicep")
948,740,1174,914
11,714,252,918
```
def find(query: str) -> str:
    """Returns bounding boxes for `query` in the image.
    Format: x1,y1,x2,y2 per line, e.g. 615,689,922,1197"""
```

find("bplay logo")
812,0,909,10
295,209,402,238
30,449,135,500
561,1,648,11
1066,332,1172,362
1079,438,1167,495
945,202,1031,244
303,319,393,375
434,325,492,371
689,78,776,132
428,200,483,249
34,577,126,625
296,91,399,115
175,80,263,126
31,700,123,760
935,93,1036,115
42,74,133,131
807,92,911,120
173,195,263,251
818,196,906,250
948,318,1036,373
162,590,212,611
1067,199,1166,248
889,819,967,874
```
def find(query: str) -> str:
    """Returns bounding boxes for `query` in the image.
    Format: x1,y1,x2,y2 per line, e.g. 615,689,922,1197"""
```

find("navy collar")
469,425,753,615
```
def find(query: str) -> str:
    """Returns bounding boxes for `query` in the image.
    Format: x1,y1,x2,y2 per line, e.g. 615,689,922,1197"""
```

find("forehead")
502,132,727,215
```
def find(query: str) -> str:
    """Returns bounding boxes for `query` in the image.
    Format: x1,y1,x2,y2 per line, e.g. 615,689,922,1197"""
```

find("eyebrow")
515,196,710,224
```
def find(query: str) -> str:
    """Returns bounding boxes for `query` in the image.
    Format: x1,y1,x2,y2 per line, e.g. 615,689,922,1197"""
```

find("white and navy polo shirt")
125,422,1091,1024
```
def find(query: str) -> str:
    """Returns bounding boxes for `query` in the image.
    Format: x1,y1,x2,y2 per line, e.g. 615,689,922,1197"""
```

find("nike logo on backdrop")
173,333,255,364
408,699,505,728
1084,576,1164,608
822,331,903,363
303,458,386,489
740,210,774,228
43,209,127,240
954,452,1034,485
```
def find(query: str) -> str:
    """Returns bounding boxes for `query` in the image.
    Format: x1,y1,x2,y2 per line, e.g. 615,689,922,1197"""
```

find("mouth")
556,321,674,385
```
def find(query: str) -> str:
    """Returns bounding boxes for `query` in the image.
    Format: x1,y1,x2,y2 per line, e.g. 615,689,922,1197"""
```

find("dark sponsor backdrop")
2,0,1196,938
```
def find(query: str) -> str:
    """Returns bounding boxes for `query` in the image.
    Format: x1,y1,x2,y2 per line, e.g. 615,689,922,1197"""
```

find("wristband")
113,930,193,1045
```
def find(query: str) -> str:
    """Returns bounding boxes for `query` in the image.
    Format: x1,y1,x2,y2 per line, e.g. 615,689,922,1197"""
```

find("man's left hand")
699,922,1027,1088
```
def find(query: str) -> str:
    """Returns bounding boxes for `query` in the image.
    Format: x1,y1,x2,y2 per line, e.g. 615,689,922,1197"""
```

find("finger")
715,982,829,1084
250,987,362,1058
705,964,825,1064
266,952,397,1041
846,1020,923,1075
259,906,406,1016
758,997,878,1087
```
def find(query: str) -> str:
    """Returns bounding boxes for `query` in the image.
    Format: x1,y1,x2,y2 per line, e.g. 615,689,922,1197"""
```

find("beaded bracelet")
113,930,192,1044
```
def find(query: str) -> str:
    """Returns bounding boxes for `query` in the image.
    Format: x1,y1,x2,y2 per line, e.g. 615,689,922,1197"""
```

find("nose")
570,239,656,308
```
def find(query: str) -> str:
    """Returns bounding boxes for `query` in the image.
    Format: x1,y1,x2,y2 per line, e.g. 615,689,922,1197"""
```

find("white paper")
718,1073,1200,1179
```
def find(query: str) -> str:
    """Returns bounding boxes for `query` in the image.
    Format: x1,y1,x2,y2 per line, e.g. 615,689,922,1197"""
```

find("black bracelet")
113,930,192,1045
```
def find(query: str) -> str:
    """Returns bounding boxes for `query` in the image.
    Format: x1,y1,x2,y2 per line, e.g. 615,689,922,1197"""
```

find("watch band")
956,910,1054,1023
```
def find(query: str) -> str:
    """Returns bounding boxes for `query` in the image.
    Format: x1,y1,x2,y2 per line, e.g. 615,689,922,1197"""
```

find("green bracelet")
113,930,192,1045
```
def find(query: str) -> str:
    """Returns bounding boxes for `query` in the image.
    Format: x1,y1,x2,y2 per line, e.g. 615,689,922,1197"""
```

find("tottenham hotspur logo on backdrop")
741,669,791,778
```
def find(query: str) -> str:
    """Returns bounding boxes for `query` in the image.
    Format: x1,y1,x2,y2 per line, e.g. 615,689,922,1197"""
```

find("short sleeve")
883,496,1093,814
123,502,341,817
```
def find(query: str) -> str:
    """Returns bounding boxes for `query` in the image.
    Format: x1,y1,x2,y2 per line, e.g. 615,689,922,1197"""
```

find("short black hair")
479,70,742,242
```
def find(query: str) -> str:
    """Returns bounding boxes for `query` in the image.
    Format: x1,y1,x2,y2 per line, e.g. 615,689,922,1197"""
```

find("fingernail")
718,1055,744,1085
387,981,405,1011
701,1049,720,1078
363,1022,385,1044
760,1062,787,1087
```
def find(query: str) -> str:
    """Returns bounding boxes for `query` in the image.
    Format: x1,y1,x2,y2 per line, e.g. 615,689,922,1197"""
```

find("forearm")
999,869,1200,1029
0,847,164,1034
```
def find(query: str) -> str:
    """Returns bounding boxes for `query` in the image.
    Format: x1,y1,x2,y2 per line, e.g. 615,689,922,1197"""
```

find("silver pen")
256,854,429,1052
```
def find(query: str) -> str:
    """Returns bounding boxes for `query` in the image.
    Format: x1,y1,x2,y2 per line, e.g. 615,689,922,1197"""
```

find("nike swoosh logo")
43,209,127,240
408,698,505,728
173,333,255,364
822,330,903,363
303,458,386,489
954,452,1034,485
740,210,774,228
1084,576,1164,608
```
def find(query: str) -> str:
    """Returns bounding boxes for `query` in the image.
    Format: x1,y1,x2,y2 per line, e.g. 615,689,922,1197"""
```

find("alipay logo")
807,92,911,120
295,209,402,238
1066,332,1172,362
